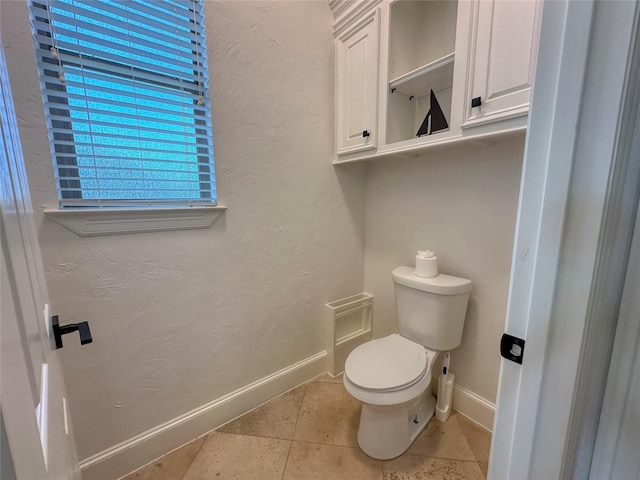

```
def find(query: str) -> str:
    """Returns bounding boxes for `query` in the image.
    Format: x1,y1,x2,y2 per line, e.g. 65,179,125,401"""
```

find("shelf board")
389,53,455,98
333,126,528,165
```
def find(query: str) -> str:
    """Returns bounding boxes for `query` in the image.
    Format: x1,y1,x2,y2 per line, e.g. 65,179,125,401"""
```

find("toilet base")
356,392,436,460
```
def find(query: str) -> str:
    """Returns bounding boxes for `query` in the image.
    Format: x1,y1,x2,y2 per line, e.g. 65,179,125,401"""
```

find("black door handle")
362,130,370,138
52,315,92,349
471,96,482,108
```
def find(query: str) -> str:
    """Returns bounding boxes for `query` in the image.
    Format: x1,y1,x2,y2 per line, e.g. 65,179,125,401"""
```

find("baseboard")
80,351,327,480
451,383,495,432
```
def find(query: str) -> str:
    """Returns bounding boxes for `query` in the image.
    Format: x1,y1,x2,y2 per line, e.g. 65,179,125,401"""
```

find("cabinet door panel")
347,37,367,137
465,0,540,127
336,10,379,155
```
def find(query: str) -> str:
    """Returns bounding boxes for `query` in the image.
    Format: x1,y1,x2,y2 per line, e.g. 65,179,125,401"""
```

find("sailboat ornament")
417,89,448,136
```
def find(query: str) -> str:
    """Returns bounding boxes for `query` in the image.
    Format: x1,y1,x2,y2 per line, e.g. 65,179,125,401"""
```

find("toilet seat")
345,334,428,392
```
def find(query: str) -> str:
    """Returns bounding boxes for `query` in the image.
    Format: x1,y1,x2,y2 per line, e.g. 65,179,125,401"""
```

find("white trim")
589,197,640,478
526,1,640,477
80,351,327,480
489,1,595,477
388,52,455,94
329,0,356,20
431,376,495,432
43,206,226,236
36,364,49,468
332,0,381,37
491,1,640,479
451,384,495,433
460,105,529,130
332,127,526,165
562,4,640,476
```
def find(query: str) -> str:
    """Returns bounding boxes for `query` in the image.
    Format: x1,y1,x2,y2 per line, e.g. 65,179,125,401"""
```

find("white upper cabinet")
331,0,541,162
463,0,541,129
336,9,380,155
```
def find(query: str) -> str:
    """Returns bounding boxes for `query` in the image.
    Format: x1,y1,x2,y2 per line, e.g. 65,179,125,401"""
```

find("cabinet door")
463,0,541,128
336,10,379,155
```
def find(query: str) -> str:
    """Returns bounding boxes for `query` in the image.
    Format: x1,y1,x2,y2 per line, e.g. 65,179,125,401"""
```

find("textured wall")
364,136,524,403
3,0,524,460
2,1,366,460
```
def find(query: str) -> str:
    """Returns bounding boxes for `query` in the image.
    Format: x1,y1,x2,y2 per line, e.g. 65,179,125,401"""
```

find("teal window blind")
29,0,216,207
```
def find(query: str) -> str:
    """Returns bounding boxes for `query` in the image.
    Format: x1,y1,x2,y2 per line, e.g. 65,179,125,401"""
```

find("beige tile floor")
123,374,491,480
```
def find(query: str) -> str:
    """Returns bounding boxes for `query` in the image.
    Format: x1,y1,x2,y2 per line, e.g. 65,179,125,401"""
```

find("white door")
463,0,540,129
490,0,640,478
0,42,80,479
336,9,379,155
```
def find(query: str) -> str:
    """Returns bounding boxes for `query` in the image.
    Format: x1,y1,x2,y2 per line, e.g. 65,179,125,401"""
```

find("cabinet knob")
362,130,370,138
471,97,482,108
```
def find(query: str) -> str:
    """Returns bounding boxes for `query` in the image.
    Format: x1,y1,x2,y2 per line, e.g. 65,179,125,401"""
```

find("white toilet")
343,265,472,460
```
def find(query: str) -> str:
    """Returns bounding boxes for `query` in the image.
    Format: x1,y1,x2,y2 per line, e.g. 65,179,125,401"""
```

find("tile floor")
123,374,491,480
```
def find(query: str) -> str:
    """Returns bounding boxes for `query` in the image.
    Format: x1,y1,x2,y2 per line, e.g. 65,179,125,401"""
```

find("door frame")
589,180,640,479
490,1,640,478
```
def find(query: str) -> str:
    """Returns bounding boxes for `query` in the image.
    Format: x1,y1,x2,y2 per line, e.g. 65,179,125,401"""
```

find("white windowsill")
43,205,227,237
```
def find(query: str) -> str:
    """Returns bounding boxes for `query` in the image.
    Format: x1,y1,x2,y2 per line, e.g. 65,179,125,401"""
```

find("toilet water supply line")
436,351,455,422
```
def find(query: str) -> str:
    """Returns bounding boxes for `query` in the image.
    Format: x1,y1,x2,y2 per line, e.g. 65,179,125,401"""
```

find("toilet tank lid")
392,266,472,295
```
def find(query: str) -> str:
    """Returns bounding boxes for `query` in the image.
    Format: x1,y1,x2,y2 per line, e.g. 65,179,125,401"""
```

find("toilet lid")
345,334,428,391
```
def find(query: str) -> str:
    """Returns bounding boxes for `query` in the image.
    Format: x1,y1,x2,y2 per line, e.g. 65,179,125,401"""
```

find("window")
28,0,216,207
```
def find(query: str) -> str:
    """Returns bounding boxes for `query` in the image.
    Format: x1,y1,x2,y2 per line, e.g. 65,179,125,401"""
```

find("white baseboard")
80,351,327,480
451,383,495,431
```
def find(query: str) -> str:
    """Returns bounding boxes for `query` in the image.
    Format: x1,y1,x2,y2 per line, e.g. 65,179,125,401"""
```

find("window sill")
43,206,226,237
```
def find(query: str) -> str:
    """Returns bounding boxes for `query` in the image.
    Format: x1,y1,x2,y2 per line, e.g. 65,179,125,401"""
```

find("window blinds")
29,0,216,207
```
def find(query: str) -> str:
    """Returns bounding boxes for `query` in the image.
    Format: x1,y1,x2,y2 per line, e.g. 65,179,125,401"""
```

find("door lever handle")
52,315,92,349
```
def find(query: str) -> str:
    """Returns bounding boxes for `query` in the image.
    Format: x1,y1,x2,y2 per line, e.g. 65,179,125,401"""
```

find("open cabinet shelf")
386,0,458,145
389,53,455,98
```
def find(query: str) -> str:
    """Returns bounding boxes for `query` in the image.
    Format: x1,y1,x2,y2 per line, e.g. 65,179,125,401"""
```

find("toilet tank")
392,266,472,351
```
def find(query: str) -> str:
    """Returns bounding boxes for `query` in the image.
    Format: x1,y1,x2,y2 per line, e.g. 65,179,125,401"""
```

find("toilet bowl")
344,334,439,459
